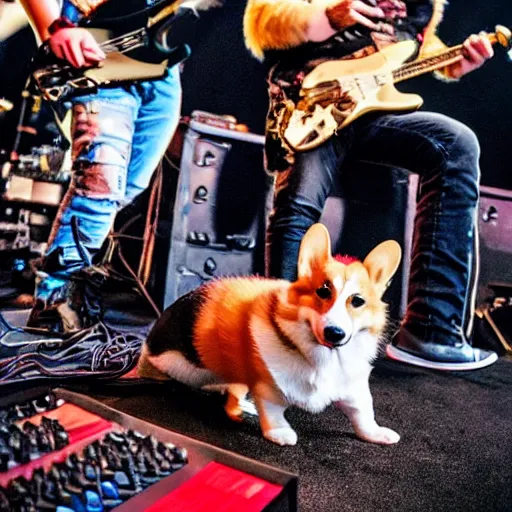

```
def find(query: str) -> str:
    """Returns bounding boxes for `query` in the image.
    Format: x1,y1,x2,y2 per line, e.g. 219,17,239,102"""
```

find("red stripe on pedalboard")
144,461,284,512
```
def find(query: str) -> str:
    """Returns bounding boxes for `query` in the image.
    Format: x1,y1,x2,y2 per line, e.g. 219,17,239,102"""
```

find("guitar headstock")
495,25,512,50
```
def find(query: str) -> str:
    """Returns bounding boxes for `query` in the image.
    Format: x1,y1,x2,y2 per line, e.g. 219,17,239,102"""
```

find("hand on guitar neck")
48,27,106,68
444,33,494,79
324,1,494,79
278,25,511,153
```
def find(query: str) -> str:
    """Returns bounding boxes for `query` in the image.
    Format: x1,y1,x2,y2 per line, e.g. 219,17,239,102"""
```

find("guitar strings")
393,45,464,81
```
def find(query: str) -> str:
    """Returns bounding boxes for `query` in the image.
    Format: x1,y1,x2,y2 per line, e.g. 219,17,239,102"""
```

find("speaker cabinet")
477,185,512,303
163,120,272,308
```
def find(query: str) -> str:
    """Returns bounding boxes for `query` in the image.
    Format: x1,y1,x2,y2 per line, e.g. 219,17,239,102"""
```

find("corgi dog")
137,223,402,446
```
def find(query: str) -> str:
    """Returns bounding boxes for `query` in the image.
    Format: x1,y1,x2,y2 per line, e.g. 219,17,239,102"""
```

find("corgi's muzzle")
323,325,350,348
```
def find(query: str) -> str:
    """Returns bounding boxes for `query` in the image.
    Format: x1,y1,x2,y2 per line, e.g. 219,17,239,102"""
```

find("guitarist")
18,0,184,333
244,0,498,371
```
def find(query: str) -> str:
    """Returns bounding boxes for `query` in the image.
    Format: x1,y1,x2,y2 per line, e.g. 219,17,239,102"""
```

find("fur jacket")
244,0,449,61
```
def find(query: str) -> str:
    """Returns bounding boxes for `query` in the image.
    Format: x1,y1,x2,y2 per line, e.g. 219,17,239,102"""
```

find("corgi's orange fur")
138,223,402,446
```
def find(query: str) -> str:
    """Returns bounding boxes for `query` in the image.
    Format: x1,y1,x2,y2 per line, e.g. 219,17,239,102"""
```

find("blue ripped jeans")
42,67,181,276
268,111,480,348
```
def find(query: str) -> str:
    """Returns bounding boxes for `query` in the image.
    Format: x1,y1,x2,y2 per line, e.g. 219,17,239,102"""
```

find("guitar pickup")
374,73,390,86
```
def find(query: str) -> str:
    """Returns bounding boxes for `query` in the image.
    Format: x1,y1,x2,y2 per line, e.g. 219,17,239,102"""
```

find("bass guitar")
32,0,220,102
279,25,512,152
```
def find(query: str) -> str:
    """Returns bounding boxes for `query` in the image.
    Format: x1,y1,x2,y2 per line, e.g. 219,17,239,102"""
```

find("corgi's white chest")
251,317,378,413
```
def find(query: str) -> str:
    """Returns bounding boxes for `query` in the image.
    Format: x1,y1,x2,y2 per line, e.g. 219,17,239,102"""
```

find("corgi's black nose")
323,325,346,346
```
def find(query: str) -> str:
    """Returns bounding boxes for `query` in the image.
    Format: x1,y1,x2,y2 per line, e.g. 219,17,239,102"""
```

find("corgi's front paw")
358,426,400,445
225,407,244,422
264,427,298,446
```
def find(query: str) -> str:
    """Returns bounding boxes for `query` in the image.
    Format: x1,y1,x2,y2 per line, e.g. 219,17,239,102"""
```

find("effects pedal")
0,389,297,511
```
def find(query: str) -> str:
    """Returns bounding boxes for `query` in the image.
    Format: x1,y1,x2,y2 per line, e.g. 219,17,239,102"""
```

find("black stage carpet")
82,356,512,512
2,292,511,511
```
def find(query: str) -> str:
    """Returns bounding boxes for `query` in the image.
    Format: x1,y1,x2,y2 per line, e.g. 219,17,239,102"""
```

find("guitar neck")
392,31,502,83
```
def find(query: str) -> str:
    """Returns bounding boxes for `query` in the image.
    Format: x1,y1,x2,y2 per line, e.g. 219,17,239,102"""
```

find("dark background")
0,0,511,188
183,0,512,190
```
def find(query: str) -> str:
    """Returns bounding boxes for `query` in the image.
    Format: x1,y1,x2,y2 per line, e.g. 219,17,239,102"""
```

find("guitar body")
83,52,168,84
31,1,192,102
82,28,169,84
281,40,424,152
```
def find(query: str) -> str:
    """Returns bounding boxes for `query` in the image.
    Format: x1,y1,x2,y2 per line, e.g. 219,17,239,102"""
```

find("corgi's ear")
363,240,402,295
297,223,332,279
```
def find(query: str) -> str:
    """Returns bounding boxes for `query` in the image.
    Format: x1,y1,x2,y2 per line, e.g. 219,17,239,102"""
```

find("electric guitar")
279,25,512,153
31,0,220,102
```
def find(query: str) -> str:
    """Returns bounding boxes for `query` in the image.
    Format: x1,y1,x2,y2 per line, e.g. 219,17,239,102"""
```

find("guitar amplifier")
477,185,512,303
163,116,273,308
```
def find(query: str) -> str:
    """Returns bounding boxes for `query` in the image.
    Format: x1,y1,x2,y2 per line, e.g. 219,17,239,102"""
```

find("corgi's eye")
350,294,366,308
316,282,332,300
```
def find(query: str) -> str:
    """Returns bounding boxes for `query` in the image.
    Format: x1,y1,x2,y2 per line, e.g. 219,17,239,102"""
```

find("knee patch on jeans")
74,156,127,201
71,101,132,201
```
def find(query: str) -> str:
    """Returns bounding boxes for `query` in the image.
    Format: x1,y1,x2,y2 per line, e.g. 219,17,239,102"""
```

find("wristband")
48,16,77,36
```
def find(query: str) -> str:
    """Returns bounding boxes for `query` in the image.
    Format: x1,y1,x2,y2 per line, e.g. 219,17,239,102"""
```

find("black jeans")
268,111,480,347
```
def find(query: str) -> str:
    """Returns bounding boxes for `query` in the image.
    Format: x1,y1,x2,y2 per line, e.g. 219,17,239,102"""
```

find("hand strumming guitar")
325,0,386,32
48,27,106,68
444,33,494,79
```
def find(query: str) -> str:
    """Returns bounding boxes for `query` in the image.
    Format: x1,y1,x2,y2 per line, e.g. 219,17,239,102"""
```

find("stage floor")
80,356,512,512
2,294,512,512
